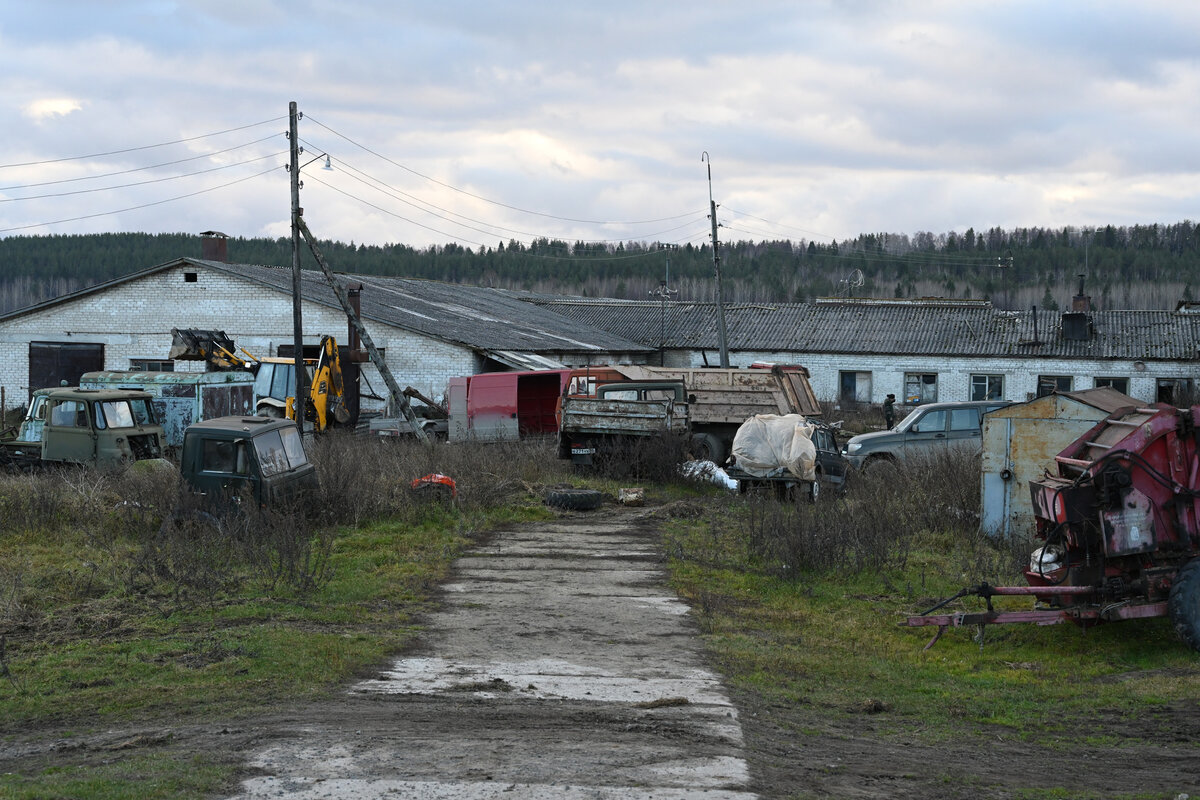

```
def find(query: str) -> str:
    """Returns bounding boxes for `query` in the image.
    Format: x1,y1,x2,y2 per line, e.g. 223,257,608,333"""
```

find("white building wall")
673,348,1193,406
0,263,482,411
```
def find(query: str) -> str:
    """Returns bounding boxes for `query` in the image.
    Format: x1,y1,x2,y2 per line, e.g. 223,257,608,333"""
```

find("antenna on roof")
838,269,864,298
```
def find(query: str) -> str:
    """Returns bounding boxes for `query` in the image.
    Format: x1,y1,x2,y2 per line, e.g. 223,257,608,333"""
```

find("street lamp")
648,257,678,367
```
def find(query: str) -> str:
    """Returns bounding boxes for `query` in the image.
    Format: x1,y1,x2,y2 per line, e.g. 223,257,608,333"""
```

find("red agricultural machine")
907,402,1200,651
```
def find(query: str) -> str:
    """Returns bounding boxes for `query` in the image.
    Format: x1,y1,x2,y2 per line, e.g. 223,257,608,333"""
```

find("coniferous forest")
0,222,1197,315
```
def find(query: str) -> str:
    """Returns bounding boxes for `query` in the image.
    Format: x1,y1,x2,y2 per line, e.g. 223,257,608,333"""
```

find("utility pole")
287,101,309,431
702,152,730,368
648,249,677,367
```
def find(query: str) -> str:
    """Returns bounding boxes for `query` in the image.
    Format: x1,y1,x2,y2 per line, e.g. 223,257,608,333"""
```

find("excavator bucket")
169,328,246,370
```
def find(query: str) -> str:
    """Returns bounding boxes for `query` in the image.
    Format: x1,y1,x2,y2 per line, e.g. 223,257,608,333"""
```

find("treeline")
1,222,1197,314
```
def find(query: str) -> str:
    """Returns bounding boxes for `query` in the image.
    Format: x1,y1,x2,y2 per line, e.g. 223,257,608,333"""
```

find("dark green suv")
180,416,317,507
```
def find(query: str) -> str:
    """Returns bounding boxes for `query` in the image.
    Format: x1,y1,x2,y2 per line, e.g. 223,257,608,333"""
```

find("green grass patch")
663,496,1200,746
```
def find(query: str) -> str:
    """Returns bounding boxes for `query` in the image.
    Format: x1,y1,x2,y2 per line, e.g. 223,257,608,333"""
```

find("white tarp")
730,414,817,480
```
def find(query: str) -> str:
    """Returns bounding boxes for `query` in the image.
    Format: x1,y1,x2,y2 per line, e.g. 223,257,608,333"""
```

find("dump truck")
557,381,689,468
571,364,820,465
0,387,166,470
906,402,1200,652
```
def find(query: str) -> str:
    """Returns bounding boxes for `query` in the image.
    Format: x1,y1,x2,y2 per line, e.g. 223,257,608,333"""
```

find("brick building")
527,295,1200,408
0,257,648,411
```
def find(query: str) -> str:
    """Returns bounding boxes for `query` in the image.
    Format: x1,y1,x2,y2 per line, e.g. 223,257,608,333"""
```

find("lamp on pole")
702,152,730,368
648,250,678,367
287,102,309,432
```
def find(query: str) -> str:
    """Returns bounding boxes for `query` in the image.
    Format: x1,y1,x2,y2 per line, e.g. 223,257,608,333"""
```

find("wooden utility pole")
288,102,309,430
702,152,730,367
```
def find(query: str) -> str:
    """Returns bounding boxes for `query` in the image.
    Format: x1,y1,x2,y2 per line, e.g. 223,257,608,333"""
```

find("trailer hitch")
904,582,1167,650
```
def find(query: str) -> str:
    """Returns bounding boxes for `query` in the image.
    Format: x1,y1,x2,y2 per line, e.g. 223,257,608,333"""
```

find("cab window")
49,400,88,428
911,409,946,433
949,408,980,431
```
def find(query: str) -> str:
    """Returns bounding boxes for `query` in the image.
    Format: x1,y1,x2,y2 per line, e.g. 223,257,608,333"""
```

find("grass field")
2,435,1198,799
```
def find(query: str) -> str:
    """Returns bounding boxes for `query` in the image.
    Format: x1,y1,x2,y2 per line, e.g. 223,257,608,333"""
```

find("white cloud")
23,97,82,120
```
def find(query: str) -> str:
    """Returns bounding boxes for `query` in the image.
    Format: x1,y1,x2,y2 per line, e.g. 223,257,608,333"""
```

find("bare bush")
742,446,984,577
584,431,693,482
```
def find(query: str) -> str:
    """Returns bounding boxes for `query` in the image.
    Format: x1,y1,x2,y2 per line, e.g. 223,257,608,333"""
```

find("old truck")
557,381,689,468
568,364,821,465
179,416,317,507
0,387,166,469
80,370,256,450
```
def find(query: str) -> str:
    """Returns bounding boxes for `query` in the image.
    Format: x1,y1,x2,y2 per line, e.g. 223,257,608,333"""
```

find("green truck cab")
1,387,166,468
179,416,317,507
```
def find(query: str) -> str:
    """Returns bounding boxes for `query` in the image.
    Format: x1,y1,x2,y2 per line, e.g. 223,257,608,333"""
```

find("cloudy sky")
2,1,1198,251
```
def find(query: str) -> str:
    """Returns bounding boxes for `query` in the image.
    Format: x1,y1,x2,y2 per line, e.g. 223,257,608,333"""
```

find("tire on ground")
545,487,603,511
690,433,726,465
1168,558,1200,652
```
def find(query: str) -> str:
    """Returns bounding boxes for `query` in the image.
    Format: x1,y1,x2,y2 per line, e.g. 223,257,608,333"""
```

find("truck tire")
1168,559,1200,652
546,488,603,511
809,476,821,503
691,433,726,465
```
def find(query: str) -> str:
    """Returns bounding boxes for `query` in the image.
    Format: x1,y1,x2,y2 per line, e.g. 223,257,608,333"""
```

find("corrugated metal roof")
196,261,650,354
530,298,1200,361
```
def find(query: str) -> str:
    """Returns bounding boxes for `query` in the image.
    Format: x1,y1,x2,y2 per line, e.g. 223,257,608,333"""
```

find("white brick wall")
673,348,1191,405
0,264,479,411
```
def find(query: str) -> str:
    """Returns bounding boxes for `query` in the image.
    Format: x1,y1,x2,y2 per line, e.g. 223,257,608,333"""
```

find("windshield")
253,427,310,477
895,408,924,432
93,398,154,429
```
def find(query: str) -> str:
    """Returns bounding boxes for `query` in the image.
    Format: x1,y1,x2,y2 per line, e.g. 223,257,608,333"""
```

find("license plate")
571,447,596,455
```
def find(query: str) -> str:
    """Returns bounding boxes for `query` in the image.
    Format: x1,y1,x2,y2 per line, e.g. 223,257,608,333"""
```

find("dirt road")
229,509,757,799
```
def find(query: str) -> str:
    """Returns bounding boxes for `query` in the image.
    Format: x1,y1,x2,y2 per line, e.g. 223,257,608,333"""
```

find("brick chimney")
200,230,229,263
1072,273,1091,312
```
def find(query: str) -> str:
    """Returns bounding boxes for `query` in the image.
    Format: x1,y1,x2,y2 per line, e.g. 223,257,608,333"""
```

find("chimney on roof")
1061,274,1095,342
200,230,229,263
1072,273,1091,312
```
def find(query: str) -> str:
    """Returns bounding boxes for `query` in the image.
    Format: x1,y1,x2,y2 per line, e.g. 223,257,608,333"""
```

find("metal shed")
980,387,1140,539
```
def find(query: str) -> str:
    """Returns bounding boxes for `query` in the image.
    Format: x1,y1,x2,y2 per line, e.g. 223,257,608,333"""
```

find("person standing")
883,393,896,429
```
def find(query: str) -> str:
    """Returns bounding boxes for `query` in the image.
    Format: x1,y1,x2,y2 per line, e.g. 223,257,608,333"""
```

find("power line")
304,114,702,227
0,162,283,234
1,150,287,203
308,151,712,246
0,116,286,170
0,133,282,192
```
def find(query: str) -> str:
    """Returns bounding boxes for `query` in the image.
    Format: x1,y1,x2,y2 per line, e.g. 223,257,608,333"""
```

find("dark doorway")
29,342,104,398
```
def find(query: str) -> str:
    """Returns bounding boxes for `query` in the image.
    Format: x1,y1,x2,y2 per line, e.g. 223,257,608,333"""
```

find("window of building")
838,371,872,404
1036,375,1072,397
970,374,1004,401
903,372,938,404
130,359,174,372
1157,378,1195,405
184,272,198,283
1095,376,1129,394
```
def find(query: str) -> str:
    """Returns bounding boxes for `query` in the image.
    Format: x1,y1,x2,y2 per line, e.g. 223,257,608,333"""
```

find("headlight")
846,441,861,455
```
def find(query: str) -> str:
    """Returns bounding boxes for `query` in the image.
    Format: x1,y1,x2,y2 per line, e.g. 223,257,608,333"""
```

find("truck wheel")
691,433,726,465
546,487,603,511
1168,559,1200,652
809,477,821,503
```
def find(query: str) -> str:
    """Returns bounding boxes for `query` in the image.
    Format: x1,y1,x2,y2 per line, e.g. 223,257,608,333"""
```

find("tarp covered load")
730,414,817,480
